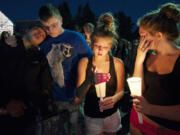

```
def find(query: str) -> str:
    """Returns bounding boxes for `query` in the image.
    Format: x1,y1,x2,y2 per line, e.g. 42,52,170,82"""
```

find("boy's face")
41,16,63,38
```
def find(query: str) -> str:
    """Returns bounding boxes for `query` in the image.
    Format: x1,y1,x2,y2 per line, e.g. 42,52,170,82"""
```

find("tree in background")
81,3,96,26
73,4,83,32
58,2,97,32
58,2,73,29
74,3,97,30
114,11,134,41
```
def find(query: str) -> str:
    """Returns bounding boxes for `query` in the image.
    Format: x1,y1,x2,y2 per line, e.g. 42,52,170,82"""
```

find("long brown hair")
137,3,180,42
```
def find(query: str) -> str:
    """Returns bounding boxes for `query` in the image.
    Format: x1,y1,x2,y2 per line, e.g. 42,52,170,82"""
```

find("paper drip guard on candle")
127,77,143,124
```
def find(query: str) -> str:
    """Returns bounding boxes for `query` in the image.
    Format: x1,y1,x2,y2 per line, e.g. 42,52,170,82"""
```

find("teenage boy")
38,4,92,135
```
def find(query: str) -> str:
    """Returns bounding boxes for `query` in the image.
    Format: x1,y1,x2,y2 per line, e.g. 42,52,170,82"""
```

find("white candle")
127,77,143,124
95,82,106,112
95,82,106,98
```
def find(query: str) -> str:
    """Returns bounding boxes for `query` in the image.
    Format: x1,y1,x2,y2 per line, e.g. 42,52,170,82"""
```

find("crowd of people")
0,2,180,135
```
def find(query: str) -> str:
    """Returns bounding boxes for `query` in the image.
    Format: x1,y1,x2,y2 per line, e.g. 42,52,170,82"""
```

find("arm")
40,55,54,99
74,58,91,104
133,36,152,92
133,95,180,122
133,58,146,92
113,57,125,102
27,54,54,110
100,58,125,110
150,104,180,122
28,54,55,117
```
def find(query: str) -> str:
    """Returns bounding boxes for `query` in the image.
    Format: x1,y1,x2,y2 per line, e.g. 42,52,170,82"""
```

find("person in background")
74,12,125,135
0,31,10,41
38,4,92,135
0,25,53,135
83,22,94,47
130,3,180,135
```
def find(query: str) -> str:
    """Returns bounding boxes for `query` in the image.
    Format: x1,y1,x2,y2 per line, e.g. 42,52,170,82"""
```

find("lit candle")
127,77,143,124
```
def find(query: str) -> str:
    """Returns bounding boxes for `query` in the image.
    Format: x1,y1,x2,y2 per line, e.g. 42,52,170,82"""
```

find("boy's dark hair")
38,3,61,21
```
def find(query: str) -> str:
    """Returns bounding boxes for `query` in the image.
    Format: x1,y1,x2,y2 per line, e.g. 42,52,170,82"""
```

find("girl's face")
93,37,112,57
139,26,159,50
28,27,46,46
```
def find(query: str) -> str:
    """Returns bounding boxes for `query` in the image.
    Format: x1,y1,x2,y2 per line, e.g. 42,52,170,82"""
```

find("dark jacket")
0,39,54,126
23,46,55,119
0,39,26,107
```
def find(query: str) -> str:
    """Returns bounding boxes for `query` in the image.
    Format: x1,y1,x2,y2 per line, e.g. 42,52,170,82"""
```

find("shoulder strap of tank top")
109,55,116,77
173,55,180,74
86,56,93,73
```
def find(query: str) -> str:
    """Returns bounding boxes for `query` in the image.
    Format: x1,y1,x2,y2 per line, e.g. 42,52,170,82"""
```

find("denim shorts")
85,110,121,135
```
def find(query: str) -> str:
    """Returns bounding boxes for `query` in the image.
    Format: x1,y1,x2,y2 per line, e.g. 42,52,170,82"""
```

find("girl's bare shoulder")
78,57,89,68
113,57,124,66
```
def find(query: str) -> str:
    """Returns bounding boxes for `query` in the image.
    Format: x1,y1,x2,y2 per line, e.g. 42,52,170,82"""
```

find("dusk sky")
0,0,180,24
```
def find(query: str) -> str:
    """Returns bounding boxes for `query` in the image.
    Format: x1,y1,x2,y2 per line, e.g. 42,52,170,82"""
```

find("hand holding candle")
127,77,143,124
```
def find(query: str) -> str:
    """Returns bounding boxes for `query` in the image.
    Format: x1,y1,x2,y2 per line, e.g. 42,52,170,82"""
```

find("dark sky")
0,0,180,24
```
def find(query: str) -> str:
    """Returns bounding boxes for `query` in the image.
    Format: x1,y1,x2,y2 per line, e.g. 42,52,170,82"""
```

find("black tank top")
143,54,180,131
84,55,119,118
